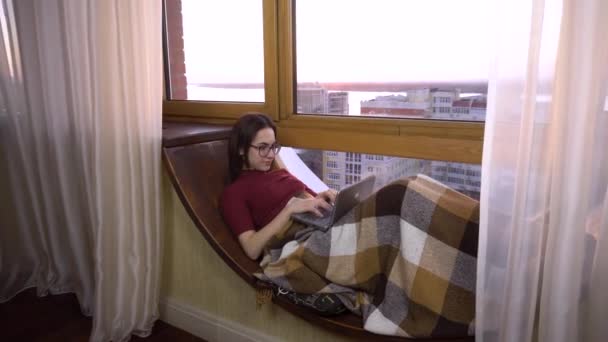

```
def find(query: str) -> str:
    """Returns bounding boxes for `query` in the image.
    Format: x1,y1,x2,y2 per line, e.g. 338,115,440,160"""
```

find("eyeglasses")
250,142,281,157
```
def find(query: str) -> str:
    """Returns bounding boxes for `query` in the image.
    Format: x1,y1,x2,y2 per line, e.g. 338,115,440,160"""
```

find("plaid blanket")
256,174,479,338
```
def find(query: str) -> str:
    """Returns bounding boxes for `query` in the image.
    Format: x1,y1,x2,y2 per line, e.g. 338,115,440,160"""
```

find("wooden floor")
0,288,205,342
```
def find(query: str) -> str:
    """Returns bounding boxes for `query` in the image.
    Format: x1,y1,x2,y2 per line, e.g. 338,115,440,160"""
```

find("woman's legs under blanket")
258,175,479,338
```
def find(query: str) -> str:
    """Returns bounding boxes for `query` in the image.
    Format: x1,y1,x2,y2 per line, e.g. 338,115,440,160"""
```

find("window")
329,184,340,191
326,160,338,168
345,152,362,162
467,180,481,187
294,0,489,121
163,0,485,166
447,177,465,185
346,163,354,174
448,167,465,174
434,166,447,172
166,0,265,102
328,172,340,180
345,175,353,185
164,0,279,118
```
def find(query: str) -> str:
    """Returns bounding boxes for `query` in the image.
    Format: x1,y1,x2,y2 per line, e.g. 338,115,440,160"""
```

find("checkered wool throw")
256,174,478,338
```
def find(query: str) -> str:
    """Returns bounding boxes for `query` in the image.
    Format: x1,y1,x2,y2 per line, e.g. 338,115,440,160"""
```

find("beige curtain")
478,0,608,341
0,1,163,341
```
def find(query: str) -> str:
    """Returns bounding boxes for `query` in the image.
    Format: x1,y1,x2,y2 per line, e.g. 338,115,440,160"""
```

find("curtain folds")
0,1,162,341
478,0,608,341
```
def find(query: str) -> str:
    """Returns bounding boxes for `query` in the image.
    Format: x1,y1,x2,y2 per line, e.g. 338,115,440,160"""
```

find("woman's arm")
238,196,332,260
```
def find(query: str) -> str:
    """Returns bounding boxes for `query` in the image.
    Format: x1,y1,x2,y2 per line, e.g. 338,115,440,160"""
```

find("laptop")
291,175,376,231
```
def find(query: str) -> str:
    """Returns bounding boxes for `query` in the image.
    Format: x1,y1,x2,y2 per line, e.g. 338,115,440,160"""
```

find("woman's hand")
316,189,338,205
287,196,333,217
238,189,336,260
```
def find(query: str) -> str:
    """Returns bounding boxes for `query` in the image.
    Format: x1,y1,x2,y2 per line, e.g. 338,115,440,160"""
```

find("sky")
181,0,491,84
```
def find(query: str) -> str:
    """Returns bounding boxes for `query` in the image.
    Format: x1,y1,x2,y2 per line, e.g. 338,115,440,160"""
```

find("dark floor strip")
0,288,204,342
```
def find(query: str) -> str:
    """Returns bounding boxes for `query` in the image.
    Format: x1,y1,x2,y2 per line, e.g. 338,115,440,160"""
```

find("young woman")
220,113,337,260
220,113,478,336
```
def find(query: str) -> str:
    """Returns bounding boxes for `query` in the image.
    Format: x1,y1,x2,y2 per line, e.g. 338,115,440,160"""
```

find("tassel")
256,287,273,310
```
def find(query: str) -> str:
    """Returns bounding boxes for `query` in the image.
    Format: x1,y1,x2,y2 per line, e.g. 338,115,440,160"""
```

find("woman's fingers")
317,190,337,204
289,197,333,216
325,190,337,204
305,199,329,217
312,208,323,217
314,198,333,213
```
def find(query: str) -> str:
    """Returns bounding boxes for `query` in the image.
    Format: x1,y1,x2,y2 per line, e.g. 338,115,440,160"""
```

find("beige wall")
161,173,359,341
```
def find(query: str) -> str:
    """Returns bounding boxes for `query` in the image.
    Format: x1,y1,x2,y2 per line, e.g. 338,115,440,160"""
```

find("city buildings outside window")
297,148,481,199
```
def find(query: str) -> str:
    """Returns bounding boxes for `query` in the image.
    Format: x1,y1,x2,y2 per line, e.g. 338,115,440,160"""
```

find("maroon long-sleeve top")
220,169,317,236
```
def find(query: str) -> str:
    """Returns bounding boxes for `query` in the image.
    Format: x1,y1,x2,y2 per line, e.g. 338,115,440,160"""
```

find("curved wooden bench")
162,120,474,341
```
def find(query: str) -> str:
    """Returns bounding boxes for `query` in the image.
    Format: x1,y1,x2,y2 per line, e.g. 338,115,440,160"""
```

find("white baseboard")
159,297,279,342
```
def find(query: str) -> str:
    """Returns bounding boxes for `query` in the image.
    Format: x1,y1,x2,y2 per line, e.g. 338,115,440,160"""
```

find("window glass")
295,0,489,121
295,148,481,200
165,0,265,102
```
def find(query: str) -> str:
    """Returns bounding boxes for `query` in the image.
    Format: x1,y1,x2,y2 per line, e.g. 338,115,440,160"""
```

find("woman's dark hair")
228,113,277,181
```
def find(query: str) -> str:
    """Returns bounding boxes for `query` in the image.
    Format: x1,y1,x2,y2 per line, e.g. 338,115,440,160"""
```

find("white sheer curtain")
0,1,162,341
478,0,608,341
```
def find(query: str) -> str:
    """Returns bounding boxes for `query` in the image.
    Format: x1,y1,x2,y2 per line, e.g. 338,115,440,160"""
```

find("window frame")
163,0,280,120
162,0,485,164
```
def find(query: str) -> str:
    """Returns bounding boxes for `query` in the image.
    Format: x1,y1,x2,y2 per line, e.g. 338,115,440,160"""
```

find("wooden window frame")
163,0,280,120
163,0,484,164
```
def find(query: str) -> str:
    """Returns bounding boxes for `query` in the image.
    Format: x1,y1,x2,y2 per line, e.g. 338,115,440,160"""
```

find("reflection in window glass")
295,148,481,200
165,0,265,102
295,0,489,121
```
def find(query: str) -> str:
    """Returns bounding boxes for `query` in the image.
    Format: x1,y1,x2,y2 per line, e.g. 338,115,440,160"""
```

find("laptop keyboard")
297,207,335,228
